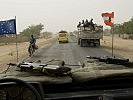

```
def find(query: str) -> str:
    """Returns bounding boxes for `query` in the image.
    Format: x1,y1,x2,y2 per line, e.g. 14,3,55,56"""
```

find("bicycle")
28,44,35,56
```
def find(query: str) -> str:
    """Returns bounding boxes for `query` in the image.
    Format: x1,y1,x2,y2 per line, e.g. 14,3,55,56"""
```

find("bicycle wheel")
28,45,34,56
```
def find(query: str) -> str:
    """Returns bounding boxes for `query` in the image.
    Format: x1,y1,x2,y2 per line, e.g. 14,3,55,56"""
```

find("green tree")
20,23,44,38
113,17,133,36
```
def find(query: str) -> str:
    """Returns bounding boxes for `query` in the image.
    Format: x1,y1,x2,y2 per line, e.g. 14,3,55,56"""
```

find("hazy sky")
0,0,133,33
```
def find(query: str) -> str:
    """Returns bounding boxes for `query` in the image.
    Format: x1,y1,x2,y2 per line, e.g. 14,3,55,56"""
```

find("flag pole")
102,12,114,57
15,16,19,62
111,12,114,57
111,27,114,57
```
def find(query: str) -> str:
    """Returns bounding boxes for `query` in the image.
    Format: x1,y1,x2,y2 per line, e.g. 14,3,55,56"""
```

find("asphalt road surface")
26,36,113,69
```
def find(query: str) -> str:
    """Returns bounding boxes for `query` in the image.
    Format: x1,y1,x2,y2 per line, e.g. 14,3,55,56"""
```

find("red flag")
101,12,114,27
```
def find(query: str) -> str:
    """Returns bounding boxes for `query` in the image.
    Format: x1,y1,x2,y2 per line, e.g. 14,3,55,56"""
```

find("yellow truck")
58,31,68,43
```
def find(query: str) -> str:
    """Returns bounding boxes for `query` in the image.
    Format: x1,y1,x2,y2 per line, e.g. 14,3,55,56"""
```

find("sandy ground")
0,35,132,72
101,36,133,61
0,37,56,72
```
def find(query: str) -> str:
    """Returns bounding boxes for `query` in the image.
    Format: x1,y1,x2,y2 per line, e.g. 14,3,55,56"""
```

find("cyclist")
28,35,36,56
30,35,36,50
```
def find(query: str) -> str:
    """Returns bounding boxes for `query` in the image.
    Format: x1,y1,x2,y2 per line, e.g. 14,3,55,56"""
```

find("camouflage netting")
0,60,72,84
0,72,72,84
72,58,133,82
1,59,133,83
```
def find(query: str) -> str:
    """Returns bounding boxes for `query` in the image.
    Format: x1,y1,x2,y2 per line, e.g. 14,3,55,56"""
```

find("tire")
96,43,100,47
28,45,34,56
78,39,80,45
80,39,83,47
95,40,100,47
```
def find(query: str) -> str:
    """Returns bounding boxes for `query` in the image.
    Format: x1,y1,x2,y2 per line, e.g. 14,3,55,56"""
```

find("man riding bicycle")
28,35,36,56
30,35,36,50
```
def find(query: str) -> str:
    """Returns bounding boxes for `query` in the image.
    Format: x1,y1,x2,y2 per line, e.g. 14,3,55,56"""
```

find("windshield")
1,1,133,100
0,0,133,86
59,33,67,37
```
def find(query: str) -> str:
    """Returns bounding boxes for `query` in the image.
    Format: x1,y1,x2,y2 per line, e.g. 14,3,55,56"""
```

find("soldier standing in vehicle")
84,19,89,29
90,18,95,30
77,22,81,28
81,20,85,30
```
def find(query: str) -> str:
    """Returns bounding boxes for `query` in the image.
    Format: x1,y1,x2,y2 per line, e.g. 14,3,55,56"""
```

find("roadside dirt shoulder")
101,36,133,61
0,37,57,72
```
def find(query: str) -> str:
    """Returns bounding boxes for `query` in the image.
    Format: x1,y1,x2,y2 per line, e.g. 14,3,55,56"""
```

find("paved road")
26,36,113,69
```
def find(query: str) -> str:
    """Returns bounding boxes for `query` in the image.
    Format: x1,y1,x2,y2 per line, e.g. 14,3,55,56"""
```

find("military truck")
77,24,103,47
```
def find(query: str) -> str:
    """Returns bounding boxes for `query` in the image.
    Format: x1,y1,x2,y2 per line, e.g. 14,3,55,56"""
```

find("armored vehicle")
0,57,133,99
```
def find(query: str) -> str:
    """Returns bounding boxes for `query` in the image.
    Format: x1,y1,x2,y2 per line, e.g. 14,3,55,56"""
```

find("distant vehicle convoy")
58,30,69,43
77,19,103,47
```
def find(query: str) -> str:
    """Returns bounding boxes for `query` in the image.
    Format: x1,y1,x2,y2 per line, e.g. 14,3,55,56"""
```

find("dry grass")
101,36,133,61
0,37,56,72
0,35,29,44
